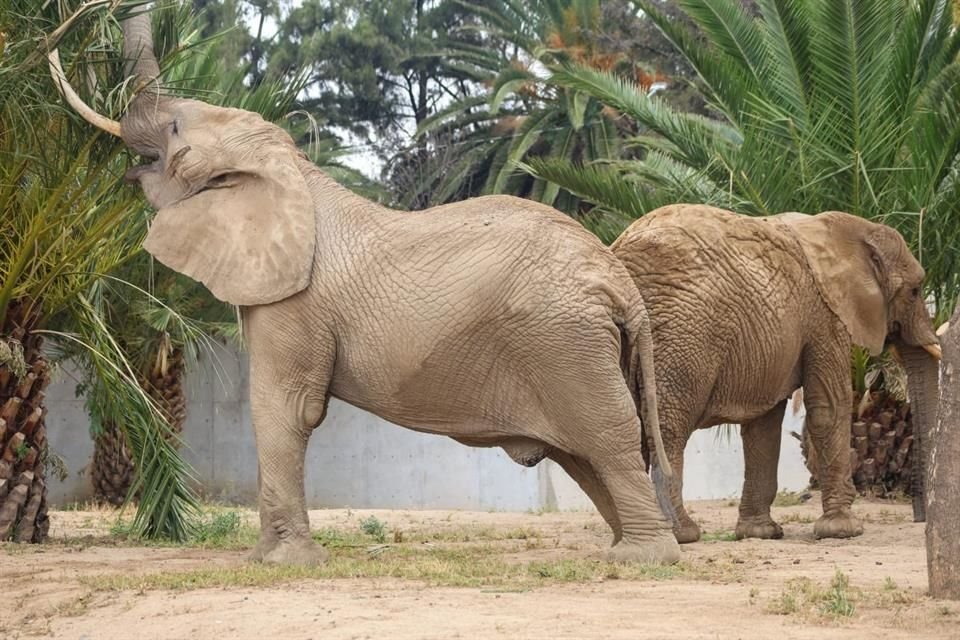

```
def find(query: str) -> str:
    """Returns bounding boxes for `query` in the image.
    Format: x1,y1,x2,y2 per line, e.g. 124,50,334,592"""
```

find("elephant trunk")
118,6,174,155
121,9,161,90
901,344,940,522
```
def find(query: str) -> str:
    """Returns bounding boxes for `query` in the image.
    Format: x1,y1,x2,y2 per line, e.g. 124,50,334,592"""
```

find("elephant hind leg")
662,436,701,543
735,401,786,540
549,450,622,541
559,416,679,564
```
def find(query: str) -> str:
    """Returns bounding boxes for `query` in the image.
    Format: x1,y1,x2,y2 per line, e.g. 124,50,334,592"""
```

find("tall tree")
264,0,475,146
403,0,671,211
0,0,200,540
928,311,959,599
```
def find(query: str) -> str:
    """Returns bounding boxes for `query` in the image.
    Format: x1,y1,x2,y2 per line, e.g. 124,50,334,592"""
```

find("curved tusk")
923,343,942,361
48,49,122,137
937,321,950,337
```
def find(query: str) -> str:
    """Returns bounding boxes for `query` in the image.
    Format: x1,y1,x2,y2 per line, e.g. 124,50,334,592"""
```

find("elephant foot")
813,510,864,539
251,537,328,566
674,517,702,544
735,516,783,540
606,533,681,565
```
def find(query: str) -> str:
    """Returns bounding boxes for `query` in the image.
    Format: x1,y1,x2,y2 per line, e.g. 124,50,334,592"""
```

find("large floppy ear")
773,211,888,355
142,152,315,306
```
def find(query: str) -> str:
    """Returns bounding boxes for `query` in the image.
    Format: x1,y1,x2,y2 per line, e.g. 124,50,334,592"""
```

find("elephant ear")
142,153,315,306
773,211,887,355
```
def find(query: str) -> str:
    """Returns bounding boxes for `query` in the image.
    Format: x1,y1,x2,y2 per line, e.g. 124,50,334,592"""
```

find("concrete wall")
44,343,810,510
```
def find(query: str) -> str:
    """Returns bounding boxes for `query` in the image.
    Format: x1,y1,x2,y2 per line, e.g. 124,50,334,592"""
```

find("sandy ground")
1,495,956,640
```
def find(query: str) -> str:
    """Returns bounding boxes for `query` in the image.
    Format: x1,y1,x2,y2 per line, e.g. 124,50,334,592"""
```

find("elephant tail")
619,298,673,481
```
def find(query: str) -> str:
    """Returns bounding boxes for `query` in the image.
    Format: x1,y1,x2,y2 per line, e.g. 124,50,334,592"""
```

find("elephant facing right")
612,205,942,543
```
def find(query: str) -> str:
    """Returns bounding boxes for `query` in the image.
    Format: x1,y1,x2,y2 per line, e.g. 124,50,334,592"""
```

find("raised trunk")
121,10,160,84
902,345,940,522
0,301,50,542
118,7,175,155
928,309,958,599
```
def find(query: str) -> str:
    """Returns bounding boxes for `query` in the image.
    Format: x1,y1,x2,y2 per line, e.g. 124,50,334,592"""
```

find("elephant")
47,9,680,565
611,204,942,543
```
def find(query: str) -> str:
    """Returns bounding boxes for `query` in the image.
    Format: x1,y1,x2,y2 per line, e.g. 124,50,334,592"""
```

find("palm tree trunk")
0,301,50,542
91,347,186,506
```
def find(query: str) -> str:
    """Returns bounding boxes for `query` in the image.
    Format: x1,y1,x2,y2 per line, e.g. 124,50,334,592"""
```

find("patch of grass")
108,509,258,550
768,570,856,620
780,513,816,524
79,541,727,593
700,531,737,542
312,527,369,548
772,491,806,507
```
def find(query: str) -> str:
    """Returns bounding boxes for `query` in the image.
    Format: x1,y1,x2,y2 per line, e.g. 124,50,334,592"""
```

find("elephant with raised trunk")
612,204,941,543
48,8,679,565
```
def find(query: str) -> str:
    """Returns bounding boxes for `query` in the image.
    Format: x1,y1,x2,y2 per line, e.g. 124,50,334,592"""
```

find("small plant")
359,516,387,543
821,570,855,618
884,577,898,591
13,442,29,462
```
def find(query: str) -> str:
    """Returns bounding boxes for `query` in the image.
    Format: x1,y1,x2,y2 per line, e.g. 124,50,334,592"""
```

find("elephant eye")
170,119,180,135
911,287,920,298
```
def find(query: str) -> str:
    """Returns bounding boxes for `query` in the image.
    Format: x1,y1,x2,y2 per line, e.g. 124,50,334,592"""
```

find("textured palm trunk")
92,348,186,506
802,391,918,496
902,345,940,522
0,301,50,542
928,309,959,599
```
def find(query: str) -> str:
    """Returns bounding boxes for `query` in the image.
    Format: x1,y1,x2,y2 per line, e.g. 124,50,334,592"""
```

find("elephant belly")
698,360,803,428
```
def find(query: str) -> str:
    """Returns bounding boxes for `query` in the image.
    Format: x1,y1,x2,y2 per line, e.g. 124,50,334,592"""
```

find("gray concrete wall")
43,342,810,510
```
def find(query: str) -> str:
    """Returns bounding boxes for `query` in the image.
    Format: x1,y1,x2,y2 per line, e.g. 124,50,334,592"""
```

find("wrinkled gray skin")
613,205,941,543
96,12,680,565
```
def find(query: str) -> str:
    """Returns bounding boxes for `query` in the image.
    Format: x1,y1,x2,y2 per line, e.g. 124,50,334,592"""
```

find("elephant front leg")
248,387,330,566
803,351,863,539
735,401,786,540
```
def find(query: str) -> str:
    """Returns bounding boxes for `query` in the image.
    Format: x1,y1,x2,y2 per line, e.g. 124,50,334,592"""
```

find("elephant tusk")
48,49,122,137
923,343,942,361
937,321,950,337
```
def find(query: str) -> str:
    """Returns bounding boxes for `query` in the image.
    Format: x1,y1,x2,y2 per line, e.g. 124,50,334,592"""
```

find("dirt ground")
1,494,956,640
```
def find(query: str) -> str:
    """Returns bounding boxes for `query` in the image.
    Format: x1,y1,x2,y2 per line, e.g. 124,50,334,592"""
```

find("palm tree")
525,0,960,502
530,0,960,311
405,0,666,211
0,0,201,540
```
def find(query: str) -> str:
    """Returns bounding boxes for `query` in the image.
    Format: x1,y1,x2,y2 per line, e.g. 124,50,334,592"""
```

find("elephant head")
773,211,941,521
49,8,315,307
